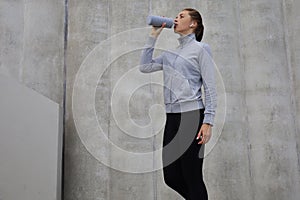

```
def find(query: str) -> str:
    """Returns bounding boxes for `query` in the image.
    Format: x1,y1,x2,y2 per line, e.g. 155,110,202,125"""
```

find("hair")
183,8,204,42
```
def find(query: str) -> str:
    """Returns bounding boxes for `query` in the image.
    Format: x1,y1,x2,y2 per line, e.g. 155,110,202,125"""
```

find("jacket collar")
178,33,196,46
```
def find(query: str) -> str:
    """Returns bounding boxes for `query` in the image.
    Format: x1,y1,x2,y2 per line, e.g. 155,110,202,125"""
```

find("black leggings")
162,109,208,200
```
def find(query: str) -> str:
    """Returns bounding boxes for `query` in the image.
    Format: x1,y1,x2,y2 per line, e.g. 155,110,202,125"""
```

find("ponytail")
195,23,204,42
183,8,204,42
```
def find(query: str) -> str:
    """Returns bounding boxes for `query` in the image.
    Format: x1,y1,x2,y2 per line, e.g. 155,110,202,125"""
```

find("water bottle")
147,15,174,28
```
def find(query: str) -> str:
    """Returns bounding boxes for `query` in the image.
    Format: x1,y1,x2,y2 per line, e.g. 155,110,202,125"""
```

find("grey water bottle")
147,15,174,28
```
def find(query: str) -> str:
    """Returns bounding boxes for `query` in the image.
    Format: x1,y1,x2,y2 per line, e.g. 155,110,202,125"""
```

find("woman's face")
174,10,194,35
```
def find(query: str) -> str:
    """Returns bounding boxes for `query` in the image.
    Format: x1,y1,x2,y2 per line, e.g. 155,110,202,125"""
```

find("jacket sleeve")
139,36,163,73
198,43,217,126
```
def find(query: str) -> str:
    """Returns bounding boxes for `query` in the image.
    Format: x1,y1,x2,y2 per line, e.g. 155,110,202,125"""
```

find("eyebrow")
176,13,185,18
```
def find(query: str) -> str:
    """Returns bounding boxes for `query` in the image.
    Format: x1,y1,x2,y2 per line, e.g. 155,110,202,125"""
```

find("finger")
203,136,208,144
157,25,164,33
197,127,204,144
161,22,166,28
205,131,212,144
198,131,205,144
201,135,206,144
206,134,211,141
196,131,201,140
196,128,203,140
204,129,212,144
198,137,204,144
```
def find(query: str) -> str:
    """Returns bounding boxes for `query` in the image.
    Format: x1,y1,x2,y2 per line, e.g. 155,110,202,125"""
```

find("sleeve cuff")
203,113,215,126
145,36,157,47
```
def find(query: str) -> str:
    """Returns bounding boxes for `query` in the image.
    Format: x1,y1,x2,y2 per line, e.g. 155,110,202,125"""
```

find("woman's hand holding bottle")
150,23,166,38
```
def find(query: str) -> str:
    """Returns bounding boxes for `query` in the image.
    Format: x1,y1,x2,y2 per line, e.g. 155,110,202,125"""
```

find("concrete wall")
1,0,300,200
0,0,64,200
0,0,65,104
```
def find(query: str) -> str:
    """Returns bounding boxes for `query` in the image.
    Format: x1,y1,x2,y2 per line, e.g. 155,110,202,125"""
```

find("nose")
174,18,177,23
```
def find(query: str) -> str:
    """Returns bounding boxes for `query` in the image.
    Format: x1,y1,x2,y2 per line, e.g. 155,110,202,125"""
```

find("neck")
177,30,194,37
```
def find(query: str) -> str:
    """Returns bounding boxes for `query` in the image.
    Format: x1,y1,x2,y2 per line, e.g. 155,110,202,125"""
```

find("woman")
140,8,217,200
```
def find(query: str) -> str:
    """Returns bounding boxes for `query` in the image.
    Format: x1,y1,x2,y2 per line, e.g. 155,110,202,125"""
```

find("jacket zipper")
169,46,183,111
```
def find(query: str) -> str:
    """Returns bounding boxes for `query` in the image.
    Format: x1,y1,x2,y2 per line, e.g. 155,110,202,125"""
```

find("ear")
189,21,197,28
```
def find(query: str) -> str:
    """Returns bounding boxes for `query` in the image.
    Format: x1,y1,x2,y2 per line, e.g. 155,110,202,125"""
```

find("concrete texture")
63,1,110,199
196,1,253,199
239,1,299,199
1,0,300,200
0,0,65,104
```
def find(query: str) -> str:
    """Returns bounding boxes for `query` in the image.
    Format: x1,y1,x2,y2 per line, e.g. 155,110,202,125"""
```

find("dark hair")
183,8,204,42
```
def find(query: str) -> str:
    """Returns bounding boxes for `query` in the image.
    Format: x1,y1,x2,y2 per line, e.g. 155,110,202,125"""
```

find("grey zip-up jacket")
139,33,217,125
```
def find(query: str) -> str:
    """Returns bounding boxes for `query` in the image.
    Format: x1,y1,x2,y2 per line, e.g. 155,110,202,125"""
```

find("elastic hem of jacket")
165,100,214,126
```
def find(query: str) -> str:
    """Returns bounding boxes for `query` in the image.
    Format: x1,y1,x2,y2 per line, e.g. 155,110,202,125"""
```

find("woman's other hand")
196,123,212,144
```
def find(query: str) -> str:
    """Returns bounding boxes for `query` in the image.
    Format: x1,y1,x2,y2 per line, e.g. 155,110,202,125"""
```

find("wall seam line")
148,1,158,200
281,0,300,190
236,0,255,199
62,0,69,199
107,0,112,199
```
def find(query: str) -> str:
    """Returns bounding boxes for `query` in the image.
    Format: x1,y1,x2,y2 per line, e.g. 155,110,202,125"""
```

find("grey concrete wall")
198,1,253,199
1,0,300,200
63,0,110,199
0,0,65,104
0,0,64,200
285,0,300,184
239,1,299,199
